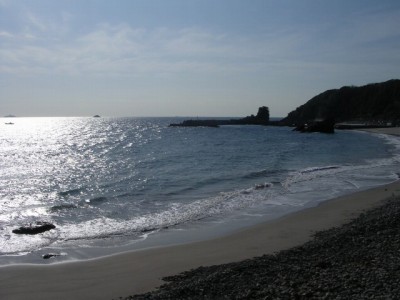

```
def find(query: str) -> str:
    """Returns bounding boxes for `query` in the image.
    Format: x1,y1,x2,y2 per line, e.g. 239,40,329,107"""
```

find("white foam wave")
282,133,400,191
282,165,344,189
53,182,277,244
374,133,400,164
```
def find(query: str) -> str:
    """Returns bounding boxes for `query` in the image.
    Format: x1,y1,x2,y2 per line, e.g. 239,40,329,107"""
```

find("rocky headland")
170,79,400,134
280,79,400,129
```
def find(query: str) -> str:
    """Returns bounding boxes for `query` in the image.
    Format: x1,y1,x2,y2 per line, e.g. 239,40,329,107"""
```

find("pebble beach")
129,192,400,299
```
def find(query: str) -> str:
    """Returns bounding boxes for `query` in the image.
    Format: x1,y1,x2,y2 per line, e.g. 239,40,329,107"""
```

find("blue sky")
1,0,399,117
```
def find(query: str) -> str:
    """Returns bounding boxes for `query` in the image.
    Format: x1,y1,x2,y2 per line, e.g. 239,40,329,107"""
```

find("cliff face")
282,79,400,125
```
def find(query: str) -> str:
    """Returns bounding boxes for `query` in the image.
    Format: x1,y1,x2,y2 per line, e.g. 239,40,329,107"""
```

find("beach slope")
0,180,399,300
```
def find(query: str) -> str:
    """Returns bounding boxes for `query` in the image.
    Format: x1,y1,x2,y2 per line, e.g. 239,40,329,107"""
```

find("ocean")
1,117,399,264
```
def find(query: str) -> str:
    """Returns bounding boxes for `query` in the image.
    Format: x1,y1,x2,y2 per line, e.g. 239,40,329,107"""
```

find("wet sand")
1,127,399,300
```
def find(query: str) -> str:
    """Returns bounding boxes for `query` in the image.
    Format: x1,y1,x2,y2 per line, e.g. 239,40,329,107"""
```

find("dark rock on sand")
125,196,400,299
12,221,56,235
42,253,60,259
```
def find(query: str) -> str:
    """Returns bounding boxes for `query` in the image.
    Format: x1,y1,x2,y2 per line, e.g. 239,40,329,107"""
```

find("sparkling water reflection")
0,117,399,259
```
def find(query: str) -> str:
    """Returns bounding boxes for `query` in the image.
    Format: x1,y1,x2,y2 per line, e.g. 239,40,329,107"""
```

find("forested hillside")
282,80,400,125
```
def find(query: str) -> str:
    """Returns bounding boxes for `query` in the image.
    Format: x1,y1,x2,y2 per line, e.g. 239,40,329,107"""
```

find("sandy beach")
1,127,399,300
359,127,400,136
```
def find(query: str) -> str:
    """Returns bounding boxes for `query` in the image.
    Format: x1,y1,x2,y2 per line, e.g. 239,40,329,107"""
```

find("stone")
42,253,59,259
12,221,56,235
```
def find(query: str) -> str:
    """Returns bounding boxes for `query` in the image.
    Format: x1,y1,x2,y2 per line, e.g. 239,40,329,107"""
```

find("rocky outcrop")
293,118,335,134
170,106,270,127
12,222,56,235
170,120,220,128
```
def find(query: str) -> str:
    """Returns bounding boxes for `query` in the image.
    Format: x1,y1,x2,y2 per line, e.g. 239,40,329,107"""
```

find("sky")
1,0,400,117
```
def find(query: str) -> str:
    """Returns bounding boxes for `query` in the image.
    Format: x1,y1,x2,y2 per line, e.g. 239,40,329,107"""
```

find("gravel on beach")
122,196,400,299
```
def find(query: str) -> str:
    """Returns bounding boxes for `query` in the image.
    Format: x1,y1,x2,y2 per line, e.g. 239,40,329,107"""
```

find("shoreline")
1,127,399,300
1,180,399,300
358,127,400,137
132,185,400,299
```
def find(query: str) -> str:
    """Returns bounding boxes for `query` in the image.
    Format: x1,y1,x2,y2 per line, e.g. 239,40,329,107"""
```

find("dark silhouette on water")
293,118,335,134
170,106,270,127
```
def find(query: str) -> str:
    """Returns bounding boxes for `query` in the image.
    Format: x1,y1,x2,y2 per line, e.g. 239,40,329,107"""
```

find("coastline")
0,127,399,300
358,127,400,137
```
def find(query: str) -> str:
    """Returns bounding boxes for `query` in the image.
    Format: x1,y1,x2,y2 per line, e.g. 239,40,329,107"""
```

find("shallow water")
0,117,399,264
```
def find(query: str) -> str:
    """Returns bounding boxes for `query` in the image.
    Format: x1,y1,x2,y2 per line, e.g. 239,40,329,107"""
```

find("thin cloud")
1,5,399,79
0,30,14,38
0,22,284,77
25,11,48,32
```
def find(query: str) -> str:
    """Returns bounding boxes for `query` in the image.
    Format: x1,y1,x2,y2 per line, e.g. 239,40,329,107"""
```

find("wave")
55,147,400,244
49,196,108,214
162,174,245,197
163,170,279,197
254,182,273,190
58,188,83,197
299,166,340,174
282,165,344,189
49,203,78,212
242,169,287,180
279,133,400,191
57,182,278,242
84,196,107,205
281,137,400,192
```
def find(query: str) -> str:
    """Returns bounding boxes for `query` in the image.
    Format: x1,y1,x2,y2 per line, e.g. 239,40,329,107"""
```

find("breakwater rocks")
170,120,221,128
170,106,270,128
126,196,400,299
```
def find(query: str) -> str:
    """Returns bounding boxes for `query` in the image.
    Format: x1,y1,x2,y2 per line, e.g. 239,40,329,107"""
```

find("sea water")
0,117,399,264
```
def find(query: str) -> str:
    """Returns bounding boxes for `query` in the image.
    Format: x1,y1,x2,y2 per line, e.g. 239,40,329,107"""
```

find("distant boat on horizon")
5,122,14,125
93,115,101,118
